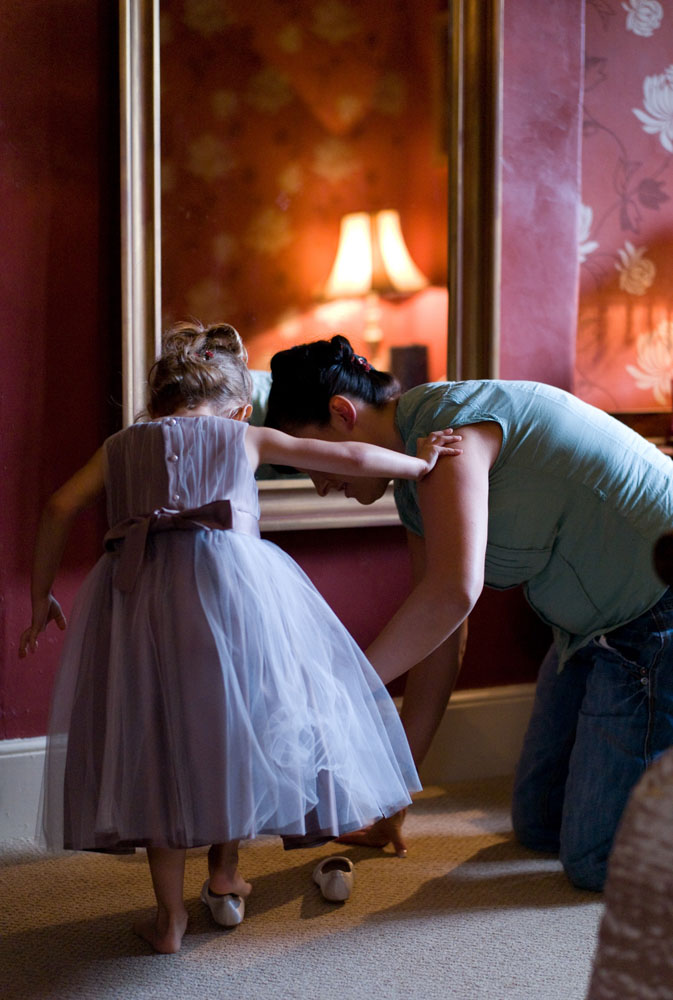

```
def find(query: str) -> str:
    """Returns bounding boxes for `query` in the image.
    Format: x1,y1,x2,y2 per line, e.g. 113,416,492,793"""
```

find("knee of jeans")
511,802,529,842
511,805,560,853
560,851,607,892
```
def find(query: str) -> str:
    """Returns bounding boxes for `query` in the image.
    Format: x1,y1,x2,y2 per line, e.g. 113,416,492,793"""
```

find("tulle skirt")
41,530,420,850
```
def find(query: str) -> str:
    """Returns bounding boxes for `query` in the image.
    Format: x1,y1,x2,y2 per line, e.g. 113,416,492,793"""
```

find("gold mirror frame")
448,0,502,382
119,0,501,531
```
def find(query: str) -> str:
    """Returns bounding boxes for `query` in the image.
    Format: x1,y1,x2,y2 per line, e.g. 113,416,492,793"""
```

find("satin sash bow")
104,500,260,592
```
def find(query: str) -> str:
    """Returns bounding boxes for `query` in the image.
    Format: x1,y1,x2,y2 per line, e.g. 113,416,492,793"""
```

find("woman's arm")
244,424,461,481
19,448,105,657
338,423,498,857
398,531,468,765
337,530,469,857
365,423,499,683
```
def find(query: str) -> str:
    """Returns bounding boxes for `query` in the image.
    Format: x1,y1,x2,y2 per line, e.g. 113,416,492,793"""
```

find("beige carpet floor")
0,778,604,1000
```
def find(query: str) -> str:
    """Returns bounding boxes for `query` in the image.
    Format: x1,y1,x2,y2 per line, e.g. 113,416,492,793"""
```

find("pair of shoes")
200,880,245,927
312,856,354,902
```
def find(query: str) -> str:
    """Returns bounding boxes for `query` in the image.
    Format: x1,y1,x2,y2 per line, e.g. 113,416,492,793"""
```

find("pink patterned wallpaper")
160,0,449,377
576,0,673,411
498,0,582,390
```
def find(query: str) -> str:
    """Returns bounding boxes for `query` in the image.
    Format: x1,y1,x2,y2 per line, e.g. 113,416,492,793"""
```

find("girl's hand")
417,429,462,478
18,595,67,659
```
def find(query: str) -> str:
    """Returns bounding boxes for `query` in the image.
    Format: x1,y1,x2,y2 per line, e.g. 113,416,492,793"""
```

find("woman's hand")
416,429,462,478
18,595,67,658
336,808,408,857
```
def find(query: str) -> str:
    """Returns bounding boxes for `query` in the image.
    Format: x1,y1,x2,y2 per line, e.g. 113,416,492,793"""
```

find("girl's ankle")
207,868,252,899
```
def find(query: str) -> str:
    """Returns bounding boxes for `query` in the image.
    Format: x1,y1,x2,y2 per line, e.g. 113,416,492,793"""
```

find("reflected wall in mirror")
159,0,450,381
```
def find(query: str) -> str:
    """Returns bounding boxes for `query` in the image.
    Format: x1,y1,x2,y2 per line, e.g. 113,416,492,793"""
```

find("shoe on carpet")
200,879,245,927
312,856,354,902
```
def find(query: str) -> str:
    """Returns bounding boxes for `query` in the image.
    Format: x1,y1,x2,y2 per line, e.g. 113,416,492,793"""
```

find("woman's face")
306,470,390,505
293,422,390,505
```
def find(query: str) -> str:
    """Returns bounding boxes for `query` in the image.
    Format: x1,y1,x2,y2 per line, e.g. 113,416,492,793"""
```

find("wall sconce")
322,210,429,365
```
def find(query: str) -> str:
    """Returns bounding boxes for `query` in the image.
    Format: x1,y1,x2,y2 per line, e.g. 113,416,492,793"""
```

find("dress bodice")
103,416,260,526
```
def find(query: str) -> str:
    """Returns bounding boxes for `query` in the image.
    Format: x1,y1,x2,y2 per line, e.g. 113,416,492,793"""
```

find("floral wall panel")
577,0,673,411
499,0,583,388
160,0,448,377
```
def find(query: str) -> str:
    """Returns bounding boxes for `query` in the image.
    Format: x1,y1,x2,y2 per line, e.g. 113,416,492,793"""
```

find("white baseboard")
417,683,535,785
0,684,535,844
0,736,47,844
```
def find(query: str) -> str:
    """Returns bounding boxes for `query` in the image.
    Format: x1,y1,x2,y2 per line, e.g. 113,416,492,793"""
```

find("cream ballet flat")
200,880,245,927
312,856,354,902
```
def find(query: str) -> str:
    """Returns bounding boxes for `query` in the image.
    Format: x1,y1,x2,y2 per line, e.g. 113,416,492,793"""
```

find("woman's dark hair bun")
266,335,400,431
328,334,354,365
269,334,347,377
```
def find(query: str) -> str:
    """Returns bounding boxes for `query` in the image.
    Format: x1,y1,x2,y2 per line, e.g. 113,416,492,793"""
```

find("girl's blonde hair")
146,321,253,418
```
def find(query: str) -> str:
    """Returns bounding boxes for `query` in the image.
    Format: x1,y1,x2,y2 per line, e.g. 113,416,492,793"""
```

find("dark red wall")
0,0,121,739
1,0,584,740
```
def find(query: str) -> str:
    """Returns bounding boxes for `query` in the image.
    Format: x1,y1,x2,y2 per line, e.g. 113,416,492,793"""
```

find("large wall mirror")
120,0,501,530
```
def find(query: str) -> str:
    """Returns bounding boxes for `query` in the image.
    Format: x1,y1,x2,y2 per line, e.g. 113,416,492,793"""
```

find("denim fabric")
512,588,673,891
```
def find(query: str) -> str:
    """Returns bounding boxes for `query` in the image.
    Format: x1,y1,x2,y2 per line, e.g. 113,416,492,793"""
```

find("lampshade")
322,210,428,300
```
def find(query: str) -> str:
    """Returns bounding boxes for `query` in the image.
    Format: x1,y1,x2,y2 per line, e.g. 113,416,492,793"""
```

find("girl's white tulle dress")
42,416,420,851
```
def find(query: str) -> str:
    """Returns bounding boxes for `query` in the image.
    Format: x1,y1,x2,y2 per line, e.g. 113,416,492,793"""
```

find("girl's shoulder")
103,419,161,453
105,414,246,445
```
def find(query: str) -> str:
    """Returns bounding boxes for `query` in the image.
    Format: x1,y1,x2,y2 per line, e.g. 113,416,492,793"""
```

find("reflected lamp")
322,210,428,363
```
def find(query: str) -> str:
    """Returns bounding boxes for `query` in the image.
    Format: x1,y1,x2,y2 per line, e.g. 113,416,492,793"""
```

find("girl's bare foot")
206,870,252,898
336,809,408,857
133,905,189,954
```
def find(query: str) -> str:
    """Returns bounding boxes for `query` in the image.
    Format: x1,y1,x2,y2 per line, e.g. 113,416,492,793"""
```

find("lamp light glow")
322,210,429,363
374,210,429,293
323,213,374,298
323,210,428,299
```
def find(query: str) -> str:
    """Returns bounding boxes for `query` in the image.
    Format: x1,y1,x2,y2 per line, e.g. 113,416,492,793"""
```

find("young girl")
19,322,461,954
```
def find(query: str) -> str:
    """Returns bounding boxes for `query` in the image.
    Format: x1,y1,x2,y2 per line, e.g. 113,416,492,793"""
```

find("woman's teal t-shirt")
394,381,673,662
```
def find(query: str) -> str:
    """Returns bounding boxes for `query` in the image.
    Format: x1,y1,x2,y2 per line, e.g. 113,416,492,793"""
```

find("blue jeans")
511,588,673,891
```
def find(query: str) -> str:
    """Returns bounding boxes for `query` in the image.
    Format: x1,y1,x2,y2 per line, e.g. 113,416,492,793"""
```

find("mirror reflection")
159,0,449,401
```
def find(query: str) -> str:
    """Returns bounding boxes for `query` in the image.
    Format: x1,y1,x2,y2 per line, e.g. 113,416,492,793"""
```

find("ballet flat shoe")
200,879,245,927
312,856,354,902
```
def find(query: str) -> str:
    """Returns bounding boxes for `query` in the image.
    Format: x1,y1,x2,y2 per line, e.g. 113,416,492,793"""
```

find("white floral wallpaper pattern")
576,0,673,411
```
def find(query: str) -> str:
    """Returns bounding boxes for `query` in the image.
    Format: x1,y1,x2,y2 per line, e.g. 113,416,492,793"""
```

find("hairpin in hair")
353,354,371,372
203,349,214,360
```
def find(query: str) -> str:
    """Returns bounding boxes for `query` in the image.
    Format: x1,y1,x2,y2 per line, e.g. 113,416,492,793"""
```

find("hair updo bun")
160,321,247,363
265,335,400,431
146,321,253,418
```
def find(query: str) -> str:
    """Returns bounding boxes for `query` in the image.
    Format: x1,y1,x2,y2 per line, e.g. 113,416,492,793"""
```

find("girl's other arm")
244,425,461,480
19,448,106,658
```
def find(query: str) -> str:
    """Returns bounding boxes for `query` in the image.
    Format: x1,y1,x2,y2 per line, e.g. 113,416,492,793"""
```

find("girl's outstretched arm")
244,425,462,480
19,449,105,658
